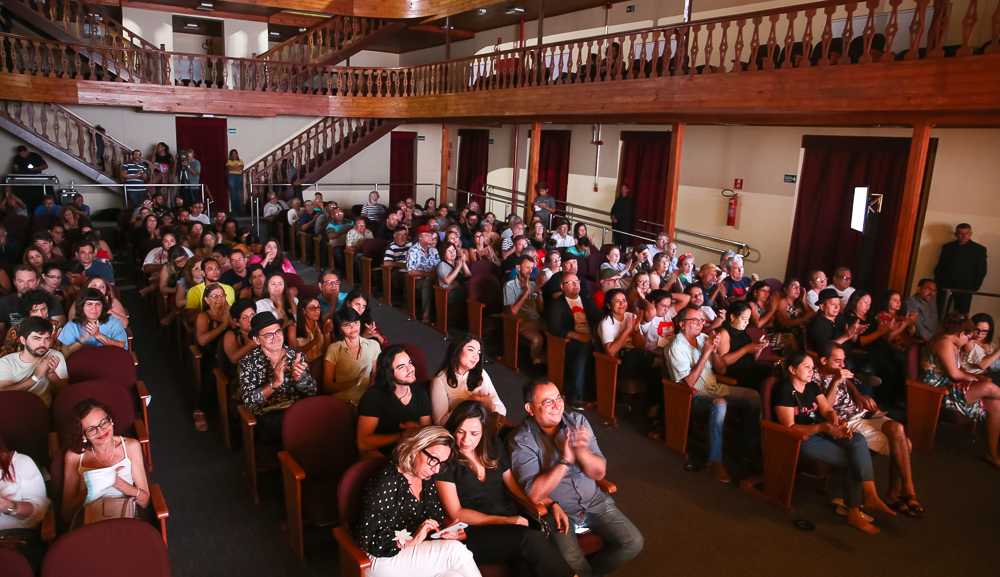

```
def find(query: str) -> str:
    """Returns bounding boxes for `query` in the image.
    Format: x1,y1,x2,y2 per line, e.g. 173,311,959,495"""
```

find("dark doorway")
175,116,228,211
538,129,571,207
389,131,417,208
617,131,673,243
785,135,937,294
456,129,490,210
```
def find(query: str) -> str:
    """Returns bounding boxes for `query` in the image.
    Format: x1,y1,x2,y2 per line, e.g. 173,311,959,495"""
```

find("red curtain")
389,132,417,208
617,131,672,242
175,116,228,210
785,135,934,293
538,130,571,205
456,129,489,210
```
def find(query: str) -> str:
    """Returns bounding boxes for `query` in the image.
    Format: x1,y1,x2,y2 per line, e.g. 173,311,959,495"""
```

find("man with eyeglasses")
666,306,760,483
832,267,856,307
317,270,346,323
185,258,236,322
219,248,249,291
188,201,211,225
542,254,590,309
356,345,432,452
509,378,643,577
547,273,600,409
406,226,442,324
0,316,68,406
239,311,316,442
0,266,65,335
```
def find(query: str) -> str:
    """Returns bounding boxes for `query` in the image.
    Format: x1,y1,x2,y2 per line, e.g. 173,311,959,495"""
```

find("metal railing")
2,181,211,213
637,218,751,257
940,288,1000,316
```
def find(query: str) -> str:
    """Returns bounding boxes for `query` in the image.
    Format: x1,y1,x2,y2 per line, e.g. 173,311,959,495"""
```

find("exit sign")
227,127,237,134
489,139,494,144
626,5,635,12
417,135,426,141
784,174,797,183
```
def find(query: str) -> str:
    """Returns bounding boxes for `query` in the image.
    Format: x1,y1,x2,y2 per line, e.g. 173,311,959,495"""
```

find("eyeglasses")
305,305,322,311
44,273,61,279
321,279,340,285
83,417,113,437
973,329,989,334
422,449,446,469
836,275,851,280
239,312,255,321
259,328,283,341
538,395,565,409
681,317,706,324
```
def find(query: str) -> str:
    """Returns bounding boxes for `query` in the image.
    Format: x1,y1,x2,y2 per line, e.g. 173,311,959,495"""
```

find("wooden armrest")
150,483,169,519
278,450,306,481
593,350,621,366
130,349,139,366
333,526,372,571
905,380,947,396
136,380,150,402
383,261,404,269
41,505,56,541
215,369,229,389
761,420,809,441
189,344,202,360
507,490,547,517
596,479,617,494
237,404,257,426
49,431,59,458
359,448,383,460
134,419,149,444
715,375,737,385
468,299,485,309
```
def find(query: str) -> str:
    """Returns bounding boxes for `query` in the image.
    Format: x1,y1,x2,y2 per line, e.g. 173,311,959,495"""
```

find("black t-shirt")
773,380,824,425
806,313,846,351
12,152,45,173
434,437,516,517
358,385,432,438
219,269,247,290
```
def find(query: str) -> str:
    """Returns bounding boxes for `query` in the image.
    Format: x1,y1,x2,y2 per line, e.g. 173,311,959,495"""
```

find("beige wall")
224,19,269,59
121,7,173,51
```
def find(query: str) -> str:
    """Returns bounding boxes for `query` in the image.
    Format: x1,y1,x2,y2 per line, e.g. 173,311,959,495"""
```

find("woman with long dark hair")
746,280,779,329
429,334,506,425
255,269,295,327
288,295,329,363
872,290,917,351
845,290,906,404
343,288,386,346
238,263,267,302
437,401,575,577
59,288,128,356
962,313,1000,380
597,287,660,421
716,300,771,391
192,283,230,430
323,307,380,404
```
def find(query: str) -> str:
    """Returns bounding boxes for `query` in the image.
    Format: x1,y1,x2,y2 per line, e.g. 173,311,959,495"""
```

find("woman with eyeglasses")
0,431,49,572
61,398,150,526
470,229,500,265
0,289,63,356
961,313,1000,380
67,276,128,330
540,250,561,285
430,335,506,426
354,426,481,577
239,263,267,303
436,401,575,577
59,288,128,357
480,219,500,253
344,288,386,346
746,280,780,330
323,307,380,405
624,271,652,315
774,278,815,348
39,262,64,303
192,283,231,431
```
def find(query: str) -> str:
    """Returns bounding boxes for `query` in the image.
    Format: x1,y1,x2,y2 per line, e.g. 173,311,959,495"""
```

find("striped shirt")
384,241,412,263
361,203,386,222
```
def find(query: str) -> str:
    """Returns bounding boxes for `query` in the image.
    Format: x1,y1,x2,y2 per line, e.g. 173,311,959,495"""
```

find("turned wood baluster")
688,26,700,75
76,118,86,159
64,112,71,150
33,41,44,77
818,6,836,66
906,0,930,60
801,8,816,67
733,20,746,72
762,13,778,70
838,3,856,65
989,2,1000,54
780,12,795,69
39,103,48,140
926,0,950,57
748,17,762,70
0,38,7,74
26,102,34,135
717,22,729,74
858,0,878,64
700,24,714,74
957,0,979,56
51,106,60,147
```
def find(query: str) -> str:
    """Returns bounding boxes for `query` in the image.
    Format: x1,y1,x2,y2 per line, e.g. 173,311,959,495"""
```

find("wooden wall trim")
888,124,932,292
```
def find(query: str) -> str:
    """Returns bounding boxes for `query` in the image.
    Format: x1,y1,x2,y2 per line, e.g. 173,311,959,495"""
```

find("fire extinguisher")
723,188,739,227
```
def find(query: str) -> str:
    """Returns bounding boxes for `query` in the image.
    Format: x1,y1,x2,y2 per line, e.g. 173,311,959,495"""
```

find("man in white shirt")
0,316,68,406
262,192,288,238
832,267,856,306
639,289,688,352
804,269,828,312
504,254,546,366
551,220,575,248
188,201,211,225
666,306,760,483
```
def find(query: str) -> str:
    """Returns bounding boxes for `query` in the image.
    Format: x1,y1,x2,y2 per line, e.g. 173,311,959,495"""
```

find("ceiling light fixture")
185,23,199,28
196,2,214,10
478,8,486,14
270,31,280,36
505,7,525,14
299,27,307,32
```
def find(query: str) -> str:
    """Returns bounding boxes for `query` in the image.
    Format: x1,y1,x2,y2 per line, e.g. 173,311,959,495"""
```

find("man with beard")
356,344,432,452
0,316,68,406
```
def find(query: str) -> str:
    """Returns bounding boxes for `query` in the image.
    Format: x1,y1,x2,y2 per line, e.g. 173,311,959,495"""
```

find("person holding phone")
716,300,773,392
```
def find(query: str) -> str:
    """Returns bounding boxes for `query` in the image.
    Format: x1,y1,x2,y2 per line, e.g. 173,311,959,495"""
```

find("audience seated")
639,289,687,353
565,235,591,259
67,276,127,329
218,247,247,291
716,301,772,391
430,335,506,426
746,280,780,328
437,243,470,307
806,288,862,353
504,255,546,367
249,238,294,274
185,258,235,323
919,313,1000,467
0,290,63,356
343,288,386,346
0,266,66,335
693,263,726,311
721,256,756,303
238,263,265,302
550,220,574,248
0,432,49,571
361,191,386,223
59,288,128,355
547,273,599,409
804,270,827,311
239,312,317,443
906,279,939,340
666,306,761,482
352,426,479,576
683,284,723,332
254,270,295,328
223,299,257,374
0,316,68,406
192,283,230,430
509,379,643,577
61,398,151,526
470,229,499,265
437,400,574,576
961,313,1000,380
357,345,432,452
406,226,442,324
872,290,918,351
844,290,906,403
774,278,814,345
73,240,114,286
287,294,329,364
831,267,856,306
323,307,380,404
773,352,895,533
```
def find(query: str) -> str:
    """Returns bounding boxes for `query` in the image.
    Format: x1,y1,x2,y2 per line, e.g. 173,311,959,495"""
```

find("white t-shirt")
565,296,590,334
701,305,718,322
552,232,575,248
429,369,506,425
640,308,677,351
142,245,194,266
805,290,820,311
189,213,211,225
598,312,636,350
835,286,855,307
0,350,68,407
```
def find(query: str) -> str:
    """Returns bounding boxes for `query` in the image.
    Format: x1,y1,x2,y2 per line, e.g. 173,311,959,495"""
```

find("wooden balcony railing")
259,16,396,65
1,0,997,98
8,0,160,52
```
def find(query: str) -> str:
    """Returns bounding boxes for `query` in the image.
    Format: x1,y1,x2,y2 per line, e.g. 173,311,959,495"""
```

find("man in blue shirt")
72,193,91,216
318,269,346,323
121,149,149,209
74,240,115,285
33,195,61,216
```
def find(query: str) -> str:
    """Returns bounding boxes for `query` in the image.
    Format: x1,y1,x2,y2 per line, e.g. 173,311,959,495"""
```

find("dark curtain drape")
389,132,417,207
538,130,571,206
456,129,489,210
785,135,933,294
617,131,672,242
175,116,228,210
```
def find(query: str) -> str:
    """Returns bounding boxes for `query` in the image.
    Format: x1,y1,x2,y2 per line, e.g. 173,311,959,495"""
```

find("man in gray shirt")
532,181,557,228
906,279,939,340
504,254,545,365
178,149,201,208
509,379,643,577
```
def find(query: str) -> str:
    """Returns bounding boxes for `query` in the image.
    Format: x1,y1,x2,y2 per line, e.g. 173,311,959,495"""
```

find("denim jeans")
564,340,593,402
228,174,243,213
545,494,643,577
800,433,874,508
690,385,761,463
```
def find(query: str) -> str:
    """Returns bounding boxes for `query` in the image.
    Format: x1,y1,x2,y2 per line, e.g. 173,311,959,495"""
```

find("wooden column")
663,122,685,240
537,0,545,45
440,123,449,206
887,124,932,292
525,121,542,221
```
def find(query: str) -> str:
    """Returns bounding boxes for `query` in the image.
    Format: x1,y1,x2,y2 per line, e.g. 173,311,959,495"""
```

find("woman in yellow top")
226,149,244,215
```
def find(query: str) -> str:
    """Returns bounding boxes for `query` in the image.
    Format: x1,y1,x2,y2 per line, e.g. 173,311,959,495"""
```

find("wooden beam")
526,121,542,222
409,24,476,39
664,122,684,240
887,124,932,292
440,123,449,206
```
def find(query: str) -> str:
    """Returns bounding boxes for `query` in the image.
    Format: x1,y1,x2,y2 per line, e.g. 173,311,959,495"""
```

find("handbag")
83,496,137,525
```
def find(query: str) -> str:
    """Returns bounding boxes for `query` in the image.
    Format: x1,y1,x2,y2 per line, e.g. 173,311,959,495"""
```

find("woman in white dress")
430,334,506,425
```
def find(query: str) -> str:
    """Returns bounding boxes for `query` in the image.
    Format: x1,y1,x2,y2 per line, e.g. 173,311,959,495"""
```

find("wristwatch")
5,504,17,516
558,459,572,468
30,375,40,383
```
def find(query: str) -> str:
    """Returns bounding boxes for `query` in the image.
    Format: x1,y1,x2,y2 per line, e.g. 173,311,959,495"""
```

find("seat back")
52,381,136,442
41,518,170,577
0,547,34,577
400,343,429,386
283,273,306,292
283,396,358,482
468,275,503,315
906,343,920,382
136,238,161,263
0,390,50,468
469,260,499,278
66,346,137,393
762,278,783,294
337,456,391,530
361,239,389,260
298,284,321,300
2,215,30,242
759,376,778,422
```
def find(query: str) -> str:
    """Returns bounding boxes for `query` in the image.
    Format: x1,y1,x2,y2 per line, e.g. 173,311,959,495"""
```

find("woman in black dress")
716,300,772,391
437,401,576,577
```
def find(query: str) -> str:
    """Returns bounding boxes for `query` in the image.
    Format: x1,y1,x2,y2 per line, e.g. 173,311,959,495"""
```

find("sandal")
898,494,925,515
833,503,873,522
888,499,921,518
193,410,208,432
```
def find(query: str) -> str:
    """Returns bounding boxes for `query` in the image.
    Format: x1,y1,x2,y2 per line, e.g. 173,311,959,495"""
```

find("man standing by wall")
177,149,201,208
934,223,988,315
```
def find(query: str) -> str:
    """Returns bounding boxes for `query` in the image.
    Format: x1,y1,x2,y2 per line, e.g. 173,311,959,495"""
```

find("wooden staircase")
3,0,159,50
259,16,407,67
244,117,401,197
0,99,141,184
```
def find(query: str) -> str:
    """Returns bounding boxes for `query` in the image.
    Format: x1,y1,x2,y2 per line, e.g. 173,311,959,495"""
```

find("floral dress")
919,345,986,422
